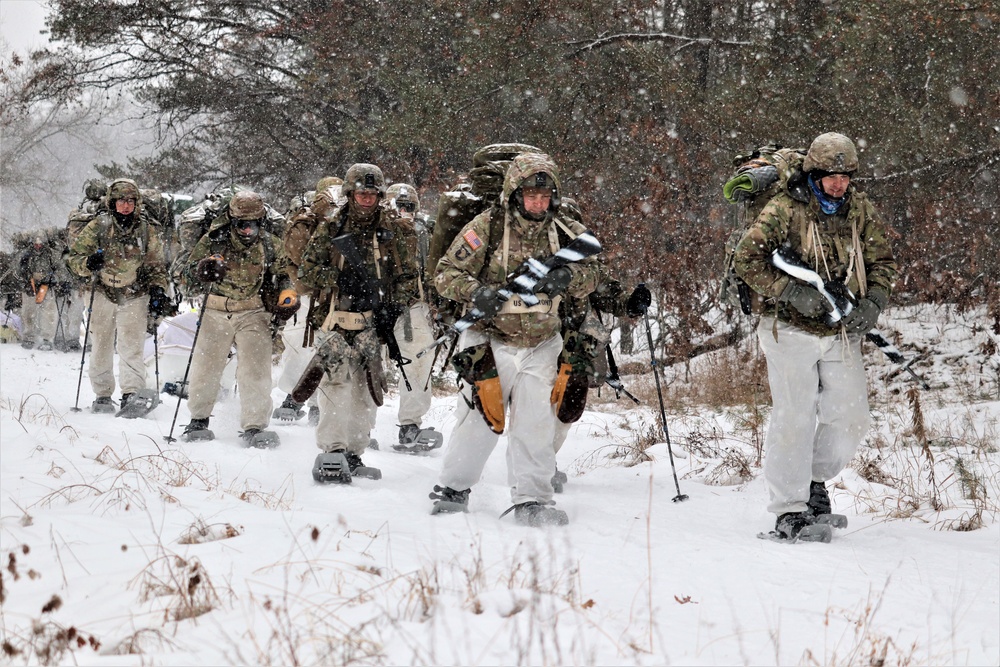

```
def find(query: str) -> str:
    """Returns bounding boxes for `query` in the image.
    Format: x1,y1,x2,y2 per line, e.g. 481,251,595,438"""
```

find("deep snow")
0,303,997,666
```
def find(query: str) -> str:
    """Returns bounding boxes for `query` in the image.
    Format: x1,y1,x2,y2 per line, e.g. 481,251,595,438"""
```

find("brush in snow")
182,418,215,442
758,512,832,543
313,452,352,484
241,428,280,449
346,451,381,480
91,396,116,414
429,485,470,514
116,389,159,419
551,468,568,494
501,501,569,527
272,395,305,421
393,424,444,453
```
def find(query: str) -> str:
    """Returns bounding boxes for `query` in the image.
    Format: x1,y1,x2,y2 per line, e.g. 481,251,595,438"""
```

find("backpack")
719,145,807,314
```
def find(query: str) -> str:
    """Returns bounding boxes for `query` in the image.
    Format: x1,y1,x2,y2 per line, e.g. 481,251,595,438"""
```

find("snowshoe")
272,396,305,422
506,501,569,527
116,389,159,419
307,406,320,426
551,468,568,494
813,513,849,529
241,428,280,449
393,424,444,454
313,451,352,484
758,512,832,543
345,451,381,480
37,340,53,352
182,418,215,442
91,396,116,414
162,381,189,399
429,485,470,514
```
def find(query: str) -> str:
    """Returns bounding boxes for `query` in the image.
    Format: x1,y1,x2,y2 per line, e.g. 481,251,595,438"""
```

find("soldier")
383,182,443,452
431,153,600,526
181,190,298,447
16,234,61,350
733,132,898,542
298,163,415,483
66,178,170,415
58,179,108,352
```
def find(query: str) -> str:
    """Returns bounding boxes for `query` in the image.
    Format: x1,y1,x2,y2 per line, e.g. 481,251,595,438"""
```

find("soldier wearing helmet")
15,232,61,351
430,152,601,526
733,131,898,541
299,163,418,482
180,189,297,447
66,178,170,415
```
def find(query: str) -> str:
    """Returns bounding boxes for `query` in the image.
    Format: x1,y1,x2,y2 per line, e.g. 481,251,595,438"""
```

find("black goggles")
235,218,262,233
398,202,416,213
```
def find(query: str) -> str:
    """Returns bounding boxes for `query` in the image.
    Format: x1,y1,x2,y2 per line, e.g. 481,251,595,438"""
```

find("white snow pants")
20,292,57,345
187,307,273,430
88,291,148,397
314,330,378,455
394,302,435,427
438,330,562,505
757,316,871,515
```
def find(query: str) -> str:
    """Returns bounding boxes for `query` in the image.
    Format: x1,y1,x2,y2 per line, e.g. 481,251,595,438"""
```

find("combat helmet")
803,132,859,175
342,164,386,198
386,183,420,213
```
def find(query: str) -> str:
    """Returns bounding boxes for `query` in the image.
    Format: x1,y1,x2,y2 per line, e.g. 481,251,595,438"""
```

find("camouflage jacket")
17,245,62,295
298,204,415,332
733,185,897,336
186,215,291,303
67,212,168,302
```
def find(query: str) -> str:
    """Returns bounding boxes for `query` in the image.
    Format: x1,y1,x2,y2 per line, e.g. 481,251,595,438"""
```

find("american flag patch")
463,229,483,250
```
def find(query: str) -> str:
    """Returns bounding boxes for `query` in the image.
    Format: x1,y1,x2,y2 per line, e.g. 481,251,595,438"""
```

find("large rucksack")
719,145,807,314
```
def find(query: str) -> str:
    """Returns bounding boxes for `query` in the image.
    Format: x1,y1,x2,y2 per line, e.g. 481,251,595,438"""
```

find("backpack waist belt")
205,294,263,312
323,309,373,331
100,266,138,289
498,294,561,315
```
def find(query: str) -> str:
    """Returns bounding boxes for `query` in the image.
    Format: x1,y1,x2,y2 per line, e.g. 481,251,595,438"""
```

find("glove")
470,285,506,319
779,282,832,318
271,288,300,320
148,286,172,317
625,283,652,317
85,251,105,272
532,266,572,297
196,255,227,283
841,296,882,334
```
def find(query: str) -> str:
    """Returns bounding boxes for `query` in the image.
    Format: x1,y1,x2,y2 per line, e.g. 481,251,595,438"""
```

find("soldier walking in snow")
430,153,600,526
181,190,298,446
16,234,62,351
66,178,170,414
733,132,898,541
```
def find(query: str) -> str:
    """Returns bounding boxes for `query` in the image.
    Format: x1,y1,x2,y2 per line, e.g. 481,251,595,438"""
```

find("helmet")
385,183,420,213
803,132,859,174
559,197,583,224
315,176,343,192
342,163,386,197
84,179,106,201
107,178,141,204
228,190,267,220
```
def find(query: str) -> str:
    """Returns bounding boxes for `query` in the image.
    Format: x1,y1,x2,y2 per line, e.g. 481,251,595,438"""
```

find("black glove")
841,297,881,334
85,251,105,272
625,283,652,317
470,285,506,319
148,286,173,317
779,282,832,318
196,256,227,283
532,266,573,297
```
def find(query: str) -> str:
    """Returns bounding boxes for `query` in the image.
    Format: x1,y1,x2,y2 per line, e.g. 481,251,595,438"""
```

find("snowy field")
0,303,997,666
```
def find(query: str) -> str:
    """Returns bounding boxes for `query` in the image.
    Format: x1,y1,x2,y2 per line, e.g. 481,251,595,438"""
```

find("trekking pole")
642,305,689,503
71,276,99,412
54,294,65,347
152,324,162,395
164,291,211,442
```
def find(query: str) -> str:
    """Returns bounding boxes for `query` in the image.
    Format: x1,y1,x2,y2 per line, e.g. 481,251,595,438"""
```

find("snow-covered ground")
1,303,997,666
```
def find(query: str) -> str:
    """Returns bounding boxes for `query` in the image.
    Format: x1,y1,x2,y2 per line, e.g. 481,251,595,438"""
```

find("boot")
429,485,471,514
774,511,814,540
512,502,569,527
807,481,832,516
37,340,53,351
92,396,115,414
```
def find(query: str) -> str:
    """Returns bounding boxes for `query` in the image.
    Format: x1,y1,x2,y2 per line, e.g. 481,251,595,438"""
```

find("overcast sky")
1,0,50,56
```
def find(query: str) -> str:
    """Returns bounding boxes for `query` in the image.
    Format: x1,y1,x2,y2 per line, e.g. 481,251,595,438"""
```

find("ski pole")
152,323,162,395
164,291,211,442
642,307,688,503
71,276,99,412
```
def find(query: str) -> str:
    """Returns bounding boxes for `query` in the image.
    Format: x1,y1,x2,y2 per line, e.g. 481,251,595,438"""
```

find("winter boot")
64,340,81,353
313,451,352,484
345,450,382,480
509,502,569,527
37,340,53,351
551,468,568,494
807,481,832,516
241,428,280,449
772,511,831,543
182,418,215,442
272,395,305,421
429,485,471,514
116,389,159,419
91,396,116,414
21,340,34,350
394,423,444,453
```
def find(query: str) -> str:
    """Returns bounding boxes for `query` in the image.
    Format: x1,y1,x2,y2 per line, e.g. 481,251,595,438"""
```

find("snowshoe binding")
429,485,470,514
241,428,280,449
313,451,352,484
758,511,832,543
505,501,569,527
91,396,116,414
346,451,381,480
272,395,305,422
162,380,189,399
551,468,568,494
393,424,444,454
807,481,848,528
116,389,159,419
181,418,215,442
